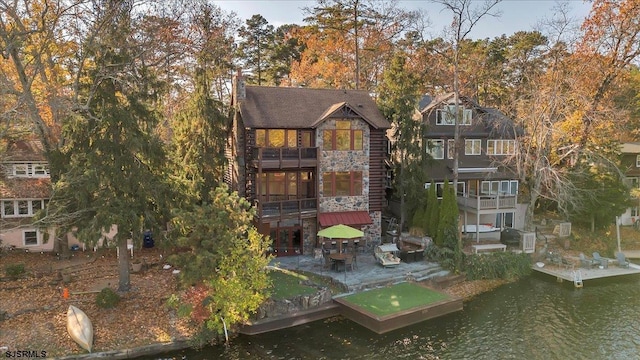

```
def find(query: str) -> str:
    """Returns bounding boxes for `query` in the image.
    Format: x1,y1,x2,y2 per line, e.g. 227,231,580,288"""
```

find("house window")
1,199,49,218
18,200,29,215
481,180,518,196
447,139,455,159
24,230,38,246
323,171,362,196
323,120,363,151
636,155,640,167
33,164,49,176
301,131,314,148
436,105,472,125
257,171,315,202
425,181,465,198
426,139,444,159
7,163,50,178
465,139,482,155
255,129,297,148
3,201,15,216
13,164,28,176
487,140,516,155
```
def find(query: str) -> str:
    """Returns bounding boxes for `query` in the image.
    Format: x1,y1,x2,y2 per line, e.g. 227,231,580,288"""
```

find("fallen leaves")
0,248,196,357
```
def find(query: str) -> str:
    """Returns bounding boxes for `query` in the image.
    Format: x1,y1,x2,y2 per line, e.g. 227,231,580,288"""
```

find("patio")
270,250,449,292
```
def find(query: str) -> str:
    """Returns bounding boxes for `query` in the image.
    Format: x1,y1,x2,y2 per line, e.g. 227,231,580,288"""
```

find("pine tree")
170,67,227,205
436,180,459,249
377,51,423,232
47,0,171,292
237,14,275,85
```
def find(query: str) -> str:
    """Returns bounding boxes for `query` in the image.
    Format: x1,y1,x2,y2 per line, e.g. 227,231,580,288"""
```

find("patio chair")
579,253,597,269
345,246,358,269
322,250,333,270
616,252,630,268
593,252,608,268
344,254,355,272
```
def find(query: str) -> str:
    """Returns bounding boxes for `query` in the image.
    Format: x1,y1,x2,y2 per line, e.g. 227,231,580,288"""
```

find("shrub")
464,252,532,280
5,263,25,278
96,287,120,308
424,244,459,271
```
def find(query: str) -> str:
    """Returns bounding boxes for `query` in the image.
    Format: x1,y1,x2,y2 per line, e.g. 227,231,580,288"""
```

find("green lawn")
340,282,450,317
268,269,319,300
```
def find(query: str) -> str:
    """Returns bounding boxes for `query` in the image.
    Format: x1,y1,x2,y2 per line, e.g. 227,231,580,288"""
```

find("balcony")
457,194,517,213
255,198,318,219
251,147,318,169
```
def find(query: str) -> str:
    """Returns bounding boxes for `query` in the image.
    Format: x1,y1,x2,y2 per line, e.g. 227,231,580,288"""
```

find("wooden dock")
532,261,640,287
622,250,640,259
334,283,462,334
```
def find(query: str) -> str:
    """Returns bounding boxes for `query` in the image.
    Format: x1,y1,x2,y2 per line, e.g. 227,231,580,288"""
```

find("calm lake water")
138,274,640,359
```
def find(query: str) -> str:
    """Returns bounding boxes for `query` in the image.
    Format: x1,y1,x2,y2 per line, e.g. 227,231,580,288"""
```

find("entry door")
271,227,302,257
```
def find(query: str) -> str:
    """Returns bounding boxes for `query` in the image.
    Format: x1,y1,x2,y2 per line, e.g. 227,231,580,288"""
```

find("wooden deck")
532,261,640,287
622,250,640,259
333,283,463,334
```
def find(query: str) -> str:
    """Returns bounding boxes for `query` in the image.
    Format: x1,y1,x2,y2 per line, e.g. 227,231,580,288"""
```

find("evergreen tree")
436,180,458,247
170,67,227,205
377,51,423,232
412,206,425,230
266,25,305,86
46,0,171,292
566,162,633,231
237,14,275,85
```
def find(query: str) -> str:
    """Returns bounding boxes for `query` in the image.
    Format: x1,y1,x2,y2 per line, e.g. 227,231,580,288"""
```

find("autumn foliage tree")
169,185,272,342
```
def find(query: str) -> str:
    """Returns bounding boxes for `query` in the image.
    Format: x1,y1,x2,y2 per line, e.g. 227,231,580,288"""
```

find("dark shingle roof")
0,178,51,198
4,140,46,162
239,86,390,129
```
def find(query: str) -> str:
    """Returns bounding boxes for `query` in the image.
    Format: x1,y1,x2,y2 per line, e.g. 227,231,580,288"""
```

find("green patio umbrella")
318,224,364,253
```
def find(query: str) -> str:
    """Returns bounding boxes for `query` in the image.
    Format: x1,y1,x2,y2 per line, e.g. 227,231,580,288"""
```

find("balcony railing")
457,194,517,211
255,198,318,219
251,147,318,169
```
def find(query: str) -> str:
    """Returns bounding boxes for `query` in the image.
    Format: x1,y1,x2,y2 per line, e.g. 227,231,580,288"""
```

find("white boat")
67,305,93,352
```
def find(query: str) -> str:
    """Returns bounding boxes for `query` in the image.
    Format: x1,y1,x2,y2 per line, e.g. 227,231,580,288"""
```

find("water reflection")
139,275,640,359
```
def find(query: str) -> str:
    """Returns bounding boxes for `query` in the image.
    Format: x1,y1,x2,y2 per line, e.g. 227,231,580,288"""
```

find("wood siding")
369,130,387,211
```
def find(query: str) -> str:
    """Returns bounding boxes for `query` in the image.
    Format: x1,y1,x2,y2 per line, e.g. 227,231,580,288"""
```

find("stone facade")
302,218,316,256
317,118,370,212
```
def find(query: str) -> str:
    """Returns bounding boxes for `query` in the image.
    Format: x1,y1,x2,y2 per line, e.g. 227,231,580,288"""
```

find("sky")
212,0,593,40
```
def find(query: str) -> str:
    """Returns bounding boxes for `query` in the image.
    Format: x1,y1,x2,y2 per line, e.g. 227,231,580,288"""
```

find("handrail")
252,147,318,163
255,198,318,218
456,194,517,210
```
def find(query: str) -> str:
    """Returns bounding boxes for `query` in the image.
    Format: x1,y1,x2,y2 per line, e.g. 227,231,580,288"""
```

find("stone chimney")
232,68,246,105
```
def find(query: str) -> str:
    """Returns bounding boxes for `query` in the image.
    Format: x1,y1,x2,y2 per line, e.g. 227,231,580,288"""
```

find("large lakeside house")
419,93,526,238
225,73,391,257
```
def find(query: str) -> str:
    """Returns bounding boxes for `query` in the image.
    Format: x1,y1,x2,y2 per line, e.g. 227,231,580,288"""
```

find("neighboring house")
0,140,54,251
0,140,117,252
420,93,525,236
226,73,391,257
619,142,640,226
